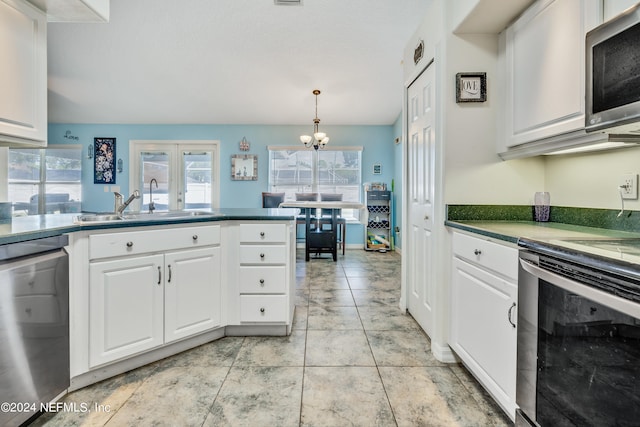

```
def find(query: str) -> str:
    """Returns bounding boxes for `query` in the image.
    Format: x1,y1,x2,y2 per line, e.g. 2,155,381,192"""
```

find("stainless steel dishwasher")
0,235,69,427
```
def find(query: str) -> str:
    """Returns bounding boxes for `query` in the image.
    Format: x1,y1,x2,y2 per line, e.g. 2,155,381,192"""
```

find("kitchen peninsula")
0,209,297,392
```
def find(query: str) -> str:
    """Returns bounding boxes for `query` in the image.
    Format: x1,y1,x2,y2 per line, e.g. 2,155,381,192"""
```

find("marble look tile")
367,329,447,367
308,289,355,306
105,366,228,427
233,330,306,367
308,276,349,290
31,364,160,427
296,276,309,289
295,288,310,306
379,366,501,427
205,367,303,427
358,306,423,331
450,365,512,426
343,267,379,279
301,367,395,426
305,330,375,366
307,306,363,330
352,289,400,306
158,337,244,368
347,276,399,291
292,305,308,330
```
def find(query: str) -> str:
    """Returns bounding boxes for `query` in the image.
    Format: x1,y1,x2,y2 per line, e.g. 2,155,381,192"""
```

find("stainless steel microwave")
586,3,640,134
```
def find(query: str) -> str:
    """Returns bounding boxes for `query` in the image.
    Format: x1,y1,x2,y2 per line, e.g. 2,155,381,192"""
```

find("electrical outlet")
620,174,638,200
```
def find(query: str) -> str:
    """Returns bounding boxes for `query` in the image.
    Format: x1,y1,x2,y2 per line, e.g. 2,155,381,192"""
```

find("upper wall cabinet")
0,0,47,146
497,0,602,157
452,0,535,33
25,0,109,22
604,0,639,21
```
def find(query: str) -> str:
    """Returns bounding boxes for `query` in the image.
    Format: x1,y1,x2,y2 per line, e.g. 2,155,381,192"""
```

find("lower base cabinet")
89,247,221,367
450,232,518,419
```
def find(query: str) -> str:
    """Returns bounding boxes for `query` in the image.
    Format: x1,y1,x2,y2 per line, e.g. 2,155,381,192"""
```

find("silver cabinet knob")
126,241,133,248
260,231,265,237
260,307,265,313
474,249,482,256
424,215,429,220
260,253,265,259
259,279,265,286
192,235,198,241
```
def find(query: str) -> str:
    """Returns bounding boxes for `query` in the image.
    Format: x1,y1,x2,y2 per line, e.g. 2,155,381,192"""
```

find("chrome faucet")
114,190,140,215
148,178,158,213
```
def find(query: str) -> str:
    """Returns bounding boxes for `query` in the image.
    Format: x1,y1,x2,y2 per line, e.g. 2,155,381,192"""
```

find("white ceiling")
46,0,431,126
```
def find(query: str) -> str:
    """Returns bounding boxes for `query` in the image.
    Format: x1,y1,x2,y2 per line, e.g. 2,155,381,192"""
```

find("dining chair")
261,192,285,208
319,193,346,255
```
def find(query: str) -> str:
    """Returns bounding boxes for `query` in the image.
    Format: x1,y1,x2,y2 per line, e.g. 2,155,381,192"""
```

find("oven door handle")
520,258,640,319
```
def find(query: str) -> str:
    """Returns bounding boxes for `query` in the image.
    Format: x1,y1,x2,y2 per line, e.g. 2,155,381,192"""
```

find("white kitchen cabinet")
164,247,221,343
234,222,294,326
604,0,638,21
25,0,109,22
450,232,518,420
498,0,601,155
88,226,221,367
89,254,164,367
0,0,47,146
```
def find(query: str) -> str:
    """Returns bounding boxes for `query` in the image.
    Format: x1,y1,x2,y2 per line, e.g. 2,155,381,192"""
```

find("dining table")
279,200,364,261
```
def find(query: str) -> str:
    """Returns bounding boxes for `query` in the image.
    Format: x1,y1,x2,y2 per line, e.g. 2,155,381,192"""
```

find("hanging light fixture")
300,89,329,150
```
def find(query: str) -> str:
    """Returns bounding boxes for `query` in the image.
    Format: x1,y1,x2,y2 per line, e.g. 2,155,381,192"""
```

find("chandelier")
300,89,330,150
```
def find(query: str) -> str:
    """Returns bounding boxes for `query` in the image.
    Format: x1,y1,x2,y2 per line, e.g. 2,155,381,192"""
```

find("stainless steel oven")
517,246,640,427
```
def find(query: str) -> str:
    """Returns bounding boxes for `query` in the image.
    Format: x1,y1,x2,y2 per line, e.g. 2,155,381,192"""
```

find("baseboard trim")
431,341,458,364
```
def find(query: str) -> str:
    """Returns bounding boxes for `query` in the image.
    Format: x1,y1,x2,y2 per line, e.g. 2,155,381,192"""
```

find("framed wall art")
231,154,257,181
455,72,487,103
94,137,116,184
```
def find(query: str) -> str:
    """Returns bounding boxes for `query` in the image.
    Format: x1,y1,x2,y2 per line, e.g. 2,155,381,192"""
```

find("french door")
406,63,435,336
130,141,220,212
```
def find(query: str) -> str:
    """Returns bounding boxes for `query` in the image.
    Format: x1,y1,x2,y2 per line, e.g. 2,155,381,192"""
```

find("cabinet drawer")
239,245,287,265
239,266,287,294
239,223,286,243
89,225,220,260
453,232,518,280
240,295,288,323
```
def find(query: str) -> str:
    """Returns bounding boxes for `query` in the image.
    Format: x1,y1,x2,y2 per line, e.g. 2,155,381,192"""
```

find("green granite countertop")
445,220,640,244
0,208,297,245
446,204,640,244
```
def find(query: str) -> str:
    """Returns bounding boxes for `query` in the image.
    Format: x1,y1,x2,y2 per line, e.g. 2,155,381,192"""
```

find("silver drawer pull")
192,235,198,241
508,302,516,328
260,231,265,237
157,266,162,285
126,241,134,248
260,307,265,313
474,249,482,256
168,265,172,283
260,253,265,259
25,308,31,315
259,279,265,286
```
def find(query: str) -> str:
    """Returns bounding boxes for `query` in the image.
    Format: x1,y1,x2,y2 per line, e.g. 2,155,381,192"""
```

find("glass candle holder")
534,192,550,222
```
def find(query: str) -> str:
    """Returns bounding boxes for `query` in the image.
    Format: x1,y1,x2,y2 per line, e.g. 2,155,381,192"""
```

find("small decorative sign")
414,39,424,65
63,130,79,141
231,154,257,181
94,137,116,184
456,72,487,103
239,137,250,151
373,163,382,175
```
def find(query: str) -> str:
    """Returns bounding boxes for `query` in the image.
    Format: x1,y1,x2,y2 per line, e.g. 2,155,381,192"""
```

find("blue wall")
48,123,397,245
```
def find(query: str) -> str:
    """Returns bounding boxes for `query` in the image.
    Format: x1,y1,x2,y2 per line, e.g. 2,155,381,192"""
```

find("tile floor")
34,250,511,427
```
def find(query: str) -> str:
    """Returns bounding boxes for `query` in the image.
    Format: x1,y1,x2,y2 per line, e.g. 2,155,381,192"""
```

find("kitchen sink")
75,210,219,224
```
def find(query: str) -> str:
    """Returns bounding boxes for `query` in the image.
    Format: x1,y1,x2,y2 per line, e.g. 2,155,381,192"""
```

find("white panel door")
406,64,435,336
164,247,222,342
89,254,164,367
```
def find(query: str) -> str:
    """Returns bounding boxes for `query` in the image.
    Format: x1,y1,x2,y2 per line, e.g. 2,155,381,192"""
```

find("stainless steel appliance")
586,3,640,134
516,238,640,427
0,235,69,427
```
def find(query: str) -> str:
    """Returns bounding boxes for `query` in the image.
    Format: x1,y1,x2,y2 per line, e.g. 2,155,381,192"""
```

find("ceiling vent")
274,0,302,5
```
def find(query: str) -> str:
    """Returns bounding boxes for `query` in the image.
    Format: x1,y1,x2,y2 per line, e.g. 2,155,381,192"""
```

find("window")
268,146,363,220
9,146,82,216
130,140,220,212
